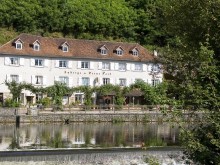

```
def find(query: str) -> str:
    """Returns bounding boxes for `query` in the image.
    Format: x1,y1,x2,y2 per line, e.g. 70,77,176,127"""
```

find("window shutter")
77,61,81,68
114,63,119,70
19,75,22,82
44,59,49,67
6,74,10,82
68,61,72,68
43,76,47,85
110,78,114,85
148,64,152,72
89,78,93,86
90,62,94,69
30,59,35,66
4,57,10,65
78,77,82,86
54,76,59,82
69,77,73,87
20,58,24,66
116,78,119,85
131,78,135,84
126,79,129,86
31,75,35,84
131,64,135,71
55,60,59,68
98,62,102,70
126,63,130,71
143,64,147,71
110,62,114,70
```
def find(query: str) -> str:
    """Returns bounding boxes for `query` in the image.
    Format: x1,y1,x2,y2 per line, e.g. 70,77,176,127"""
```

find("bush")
37,97,51,107
4,98,20,107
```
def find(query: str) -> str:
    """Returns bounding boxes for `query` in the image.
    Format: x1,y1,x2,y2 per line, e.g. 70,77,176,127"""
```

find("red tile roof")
0,34,154,62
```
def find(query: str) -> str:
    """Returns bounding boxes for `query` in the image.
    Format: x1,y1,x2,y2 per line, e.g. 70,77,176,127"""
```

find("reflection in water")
0,122,180,150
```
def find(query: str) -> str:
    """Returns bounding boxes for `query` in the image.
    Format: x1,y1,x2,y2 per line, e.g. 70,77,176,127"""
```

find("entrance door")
0,93,3,105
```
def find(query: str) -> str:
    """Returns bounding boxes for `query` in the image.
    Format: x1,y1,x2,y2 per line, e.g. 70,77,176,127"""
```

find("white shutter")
54,76,59,82
6,74,10,82
68,61,72,68
126,63,130,71
110,78,114,85
31,75,36,84
90,62,94,69
55,60,59,68
126,79,129,86
44,59,49,67
4,57,10,65
116,78,119,85
20,58,24,66
115,63,119,70
110,62,114,70
148,64,152,72
69,77,73,87
78,77,82,86
19,75,22,82
98,62,102,70
143,64,147,71
131,78,135,84
77,61,81,68
30,59,35,66
89,78,93,86
99,77,103,85
131,64,135,71
43,76,47,85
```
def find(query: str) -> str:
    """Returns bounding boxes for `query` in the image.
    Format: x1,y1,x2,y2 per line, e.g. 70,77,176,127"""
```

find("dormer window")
99,45,108,55
132,48,139,56
33,40,40,51
14,39,23,50
115,46,124,55
61,42,69,52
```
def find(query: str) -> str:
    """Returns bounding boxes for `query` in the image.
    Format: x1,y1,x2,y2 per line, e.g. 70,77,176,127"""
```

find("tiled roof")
0,34,154,62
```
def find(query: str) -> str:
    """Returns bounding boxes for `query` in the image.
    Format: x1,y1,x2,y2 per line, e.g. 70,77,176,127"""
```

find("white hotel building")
0,34,162,105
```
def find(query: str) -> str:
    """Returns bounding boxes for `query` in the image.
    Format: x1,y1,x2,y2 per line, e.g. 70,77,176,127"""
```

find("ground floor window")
152,79,160,86
75,94,83,104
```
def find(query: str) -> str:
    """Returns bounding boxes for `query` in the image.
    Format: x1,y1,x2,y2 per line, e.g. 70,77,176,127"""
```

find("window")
134,64,142,71
59,76,69,85
36,93,43,101
101,49,107,55
119,63,126,71
10,57,19,65
116,50,123,55
35,59,43,66
59,60,67,68
132,50,139,56
102,62,110,70
33,44,40,51
119,78,126,87
16,43,22,49
82,77,89,86
10,75,19,82
103,78,110,85
81,62,89,69
152,64,160,72
152,79,160,86
75,94,83,104
62,46,68,52
35,76,43,85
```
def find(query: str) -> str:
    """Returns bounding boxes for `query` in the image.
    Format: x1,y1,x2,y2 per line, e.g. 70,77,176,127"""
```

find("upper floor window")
10,75,19,83
115,46,124,55
102,62,110,70
103,78,110,85
35,76,43,85
81,61,89,69
10,57,19,65
82,77,90,86
15,39,23,50
119,78,126,87
119,63,126,71
59,60,67,68
61,42,69,52
152,64,160,72
59,76,69,85
33,40,40,51
134,64,142,71
35,59,43,66
101,49,107,55
152,79,160,86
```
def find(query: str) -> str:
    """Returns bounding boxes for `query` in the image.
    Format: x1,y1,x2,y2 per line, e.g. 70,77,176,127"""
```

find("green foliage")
37,97,51,108
4,98,20,107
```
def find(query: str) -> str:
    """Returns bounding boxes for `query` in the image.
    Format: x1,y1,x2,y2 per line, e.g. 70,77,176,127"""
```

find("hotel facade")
0,34,162,106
